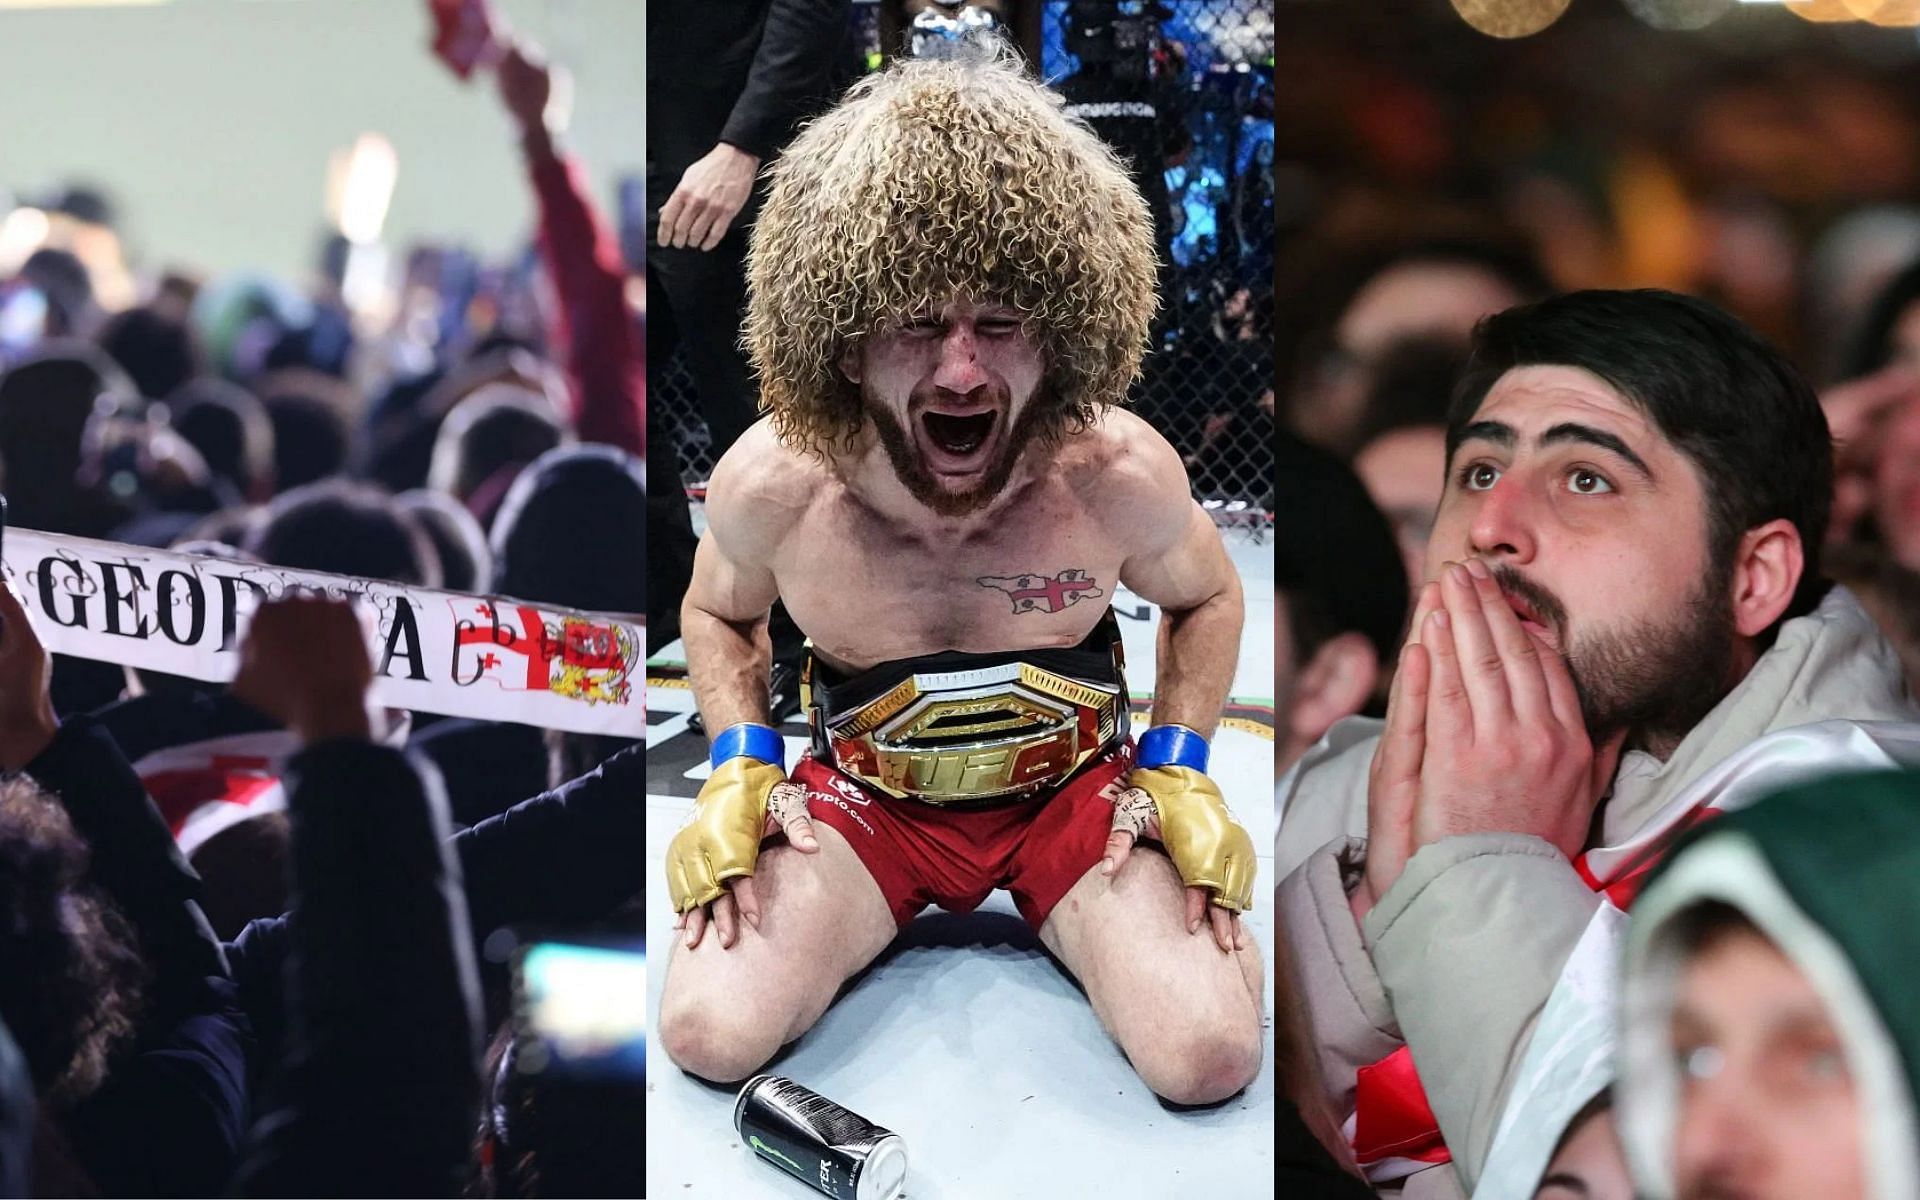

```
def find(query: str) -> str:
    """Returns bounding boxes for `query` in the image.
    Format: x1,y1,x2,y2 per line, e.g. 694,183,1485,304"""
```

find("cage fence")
654,0,1274,522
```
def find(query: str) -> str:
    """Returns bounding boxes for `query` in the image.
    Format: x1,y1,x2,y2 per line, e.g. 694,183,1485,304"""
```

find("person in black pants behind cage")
646,0,849,722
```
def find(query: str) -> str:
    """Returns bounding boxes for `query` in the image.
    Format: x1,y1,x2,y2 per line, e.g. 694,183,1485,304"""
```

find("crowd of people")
1278,4,1920,1198
0,23,643,1198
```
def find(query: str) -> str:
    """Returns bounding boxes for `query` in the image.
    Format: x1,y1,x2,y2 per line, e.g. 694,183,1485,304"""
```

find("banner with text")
3,528,642,737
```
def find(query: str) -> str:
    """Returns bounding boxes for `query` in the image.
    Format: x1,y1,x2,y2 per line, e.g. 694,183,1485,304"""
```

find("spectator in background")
398,488,493,595
1350,336,1465,590
427,381,569,519
168,375,276,504
95,304,204,401
645,0,846,689
11,245,98,343
0,342,137,539
1617,771,1920,1200
243,478,440,588
259,372,355,491
1276,432,1408,774
225,597,481,1196
1283,236,1548,459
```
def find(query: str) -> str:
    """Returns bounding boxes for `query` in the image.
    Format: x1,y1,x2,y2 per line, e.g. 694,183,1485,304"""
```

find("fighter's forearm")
1147,572,1244,739
682,602,774,733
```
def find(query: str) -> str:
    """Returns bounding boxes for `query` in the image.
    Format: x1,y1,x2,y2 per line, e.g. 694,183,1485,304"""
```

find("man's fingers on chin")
1185,887,1207,934
684,906,707,949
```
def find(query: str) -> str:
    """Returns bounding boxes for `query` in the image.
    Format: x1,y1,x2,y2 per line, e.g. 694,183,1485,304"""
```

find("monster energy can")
734,1075,908,1200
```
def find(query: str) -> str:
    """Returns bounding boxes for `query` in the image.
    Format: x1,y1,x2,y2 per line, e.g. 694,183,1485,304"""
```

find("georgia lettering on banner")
3,527,643,738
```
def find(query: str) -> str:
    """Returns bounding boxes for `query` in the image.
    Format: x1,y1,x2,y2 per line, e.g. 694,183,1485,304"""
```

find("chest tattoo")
976,569,1105,615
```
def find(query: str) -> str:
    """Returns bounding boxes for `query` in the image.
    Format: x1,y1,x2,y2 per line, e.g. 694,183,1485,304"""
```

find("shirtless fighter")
656,50,1264,1106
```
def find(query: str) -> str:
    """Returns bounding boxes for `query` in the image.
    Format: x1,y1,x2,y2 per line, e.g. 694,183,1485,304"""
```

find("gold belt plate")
825,662,1122,803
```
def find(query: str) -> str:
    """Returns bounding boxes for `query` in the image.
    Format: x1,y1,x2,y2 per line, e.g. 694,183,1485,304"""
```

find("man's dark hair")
168,376,274,499
1843,256,1920,381
1448,289,1833,627
245,479,439,588
96,305,204,401
259,371,357,491
1275,432,1409,667
0,777,147,1107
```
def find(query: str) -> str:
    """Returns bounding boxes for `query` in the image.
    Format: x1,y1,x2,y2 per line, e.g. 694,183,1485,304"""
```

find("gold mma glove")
666,755,788,914
1117,763,1257,913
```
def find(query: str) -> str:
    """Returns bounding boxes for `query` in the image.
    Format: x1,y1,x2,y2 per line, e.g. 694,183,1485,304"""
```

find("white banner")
2,527,643,737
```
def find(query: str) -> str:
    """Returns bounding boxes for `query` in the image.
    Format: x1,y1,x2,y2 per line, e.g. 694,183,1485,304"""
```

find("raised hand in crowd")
229,593,374,744
496,38,572,156
0,581,58,771
1819,364,1920,544
1359,559,1622,921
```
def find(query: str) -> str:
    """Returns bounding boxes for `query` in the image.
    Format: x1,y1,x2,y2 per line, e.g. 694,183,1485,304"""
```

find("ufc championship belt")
802,611,1128,805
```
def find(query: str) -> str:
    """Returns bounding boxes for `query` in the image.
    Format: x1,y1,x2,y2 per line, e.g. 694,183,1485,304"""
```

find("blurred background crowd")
0,1,643,1194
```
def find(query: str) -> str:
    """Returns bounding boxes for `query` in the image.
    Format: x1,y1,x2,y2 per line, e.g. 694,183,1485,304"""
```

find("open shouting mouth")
916,406,1002,477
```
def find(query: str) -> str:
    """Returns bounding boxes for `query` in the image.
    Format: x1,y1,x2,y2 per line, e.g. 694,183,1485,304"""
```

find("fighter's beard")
864,397,1044,518
1491,563,1737,759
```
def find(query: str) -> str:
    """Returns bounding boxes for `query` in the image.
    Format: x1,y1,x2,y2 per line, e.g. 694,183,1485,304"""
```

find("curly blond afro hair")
745,46,1159,454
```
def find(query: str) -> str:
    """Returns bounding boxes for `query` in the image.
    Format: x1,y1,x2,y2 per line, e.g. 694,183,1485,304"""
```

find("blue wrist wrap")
1137,724,1209,772
710,722,784,771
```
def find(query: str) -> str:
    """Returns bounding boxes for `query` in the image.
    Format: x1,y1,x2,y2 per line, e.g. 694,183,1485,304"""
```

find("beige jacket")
1275,587,1918,1198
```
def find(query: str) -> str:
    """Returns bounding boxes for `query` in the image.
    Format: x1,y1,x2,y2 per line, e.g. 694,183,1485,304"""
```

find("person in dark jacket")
646,0,846,680
224,596,481,1198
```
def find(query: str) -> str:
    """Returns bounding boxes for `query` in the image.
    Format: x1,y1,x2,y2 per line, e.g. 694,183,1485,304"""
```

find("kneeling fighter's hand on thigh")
667,722,817,951
1107,725,1257,954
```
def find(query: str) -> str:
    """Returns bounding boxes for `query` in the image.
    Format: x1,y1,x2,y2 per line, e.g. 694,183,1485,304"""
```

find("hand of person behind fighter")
667,721,816,950
1106,724,1258,954
656,142,761,252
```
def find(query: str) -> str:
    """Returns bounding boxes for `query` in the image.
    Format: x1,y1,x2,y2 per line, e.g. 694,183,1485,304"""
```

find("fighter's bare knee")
1132,1020,1263,1106
657,995,784,1084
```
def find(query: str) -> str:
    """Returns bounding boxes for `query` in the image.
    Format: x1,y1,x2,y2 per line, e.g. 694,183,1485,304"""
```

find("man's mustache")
1486,563,1569,635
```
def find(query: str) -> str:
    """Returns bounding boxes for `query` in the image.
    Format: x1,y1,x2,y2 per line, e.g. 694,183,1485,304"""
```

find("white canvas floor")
644,528,1276,1199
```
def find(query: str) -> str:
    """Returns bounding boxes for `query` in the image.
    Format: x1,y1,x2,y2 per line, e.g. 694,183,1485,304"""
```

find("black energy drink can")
734,1075,908,1200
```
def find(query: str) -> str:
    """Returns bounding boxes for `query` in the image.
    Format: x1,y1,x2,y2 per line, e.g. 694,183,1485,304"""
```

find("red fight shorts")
785,740,1136,931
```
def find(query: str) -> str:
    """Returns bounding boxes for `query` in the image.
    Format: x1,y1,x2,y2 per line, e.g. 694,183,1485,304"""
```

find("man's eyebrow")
1535,1174,1590,1198
1541,422,1654,482
1447,419,1514,461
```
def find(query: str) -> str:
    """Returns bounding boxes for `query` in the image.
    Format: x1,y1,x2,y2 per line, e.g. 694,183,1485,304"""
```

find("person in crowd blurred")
258,371,355,491
1284,237,1548,459
1535,1097,1632,1200
95,304,204,401
167,375,276,504
427,381,569,517
1617,771,1920,1200
243,477,440,588
645,0,845,684
1277,289,1920,1198
0,342,138,538
1346,337,1463,582
0,578,248,1197
1826,544,1920,700
1277,432,1408,774
398,487,494,595
224,596,482,1196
